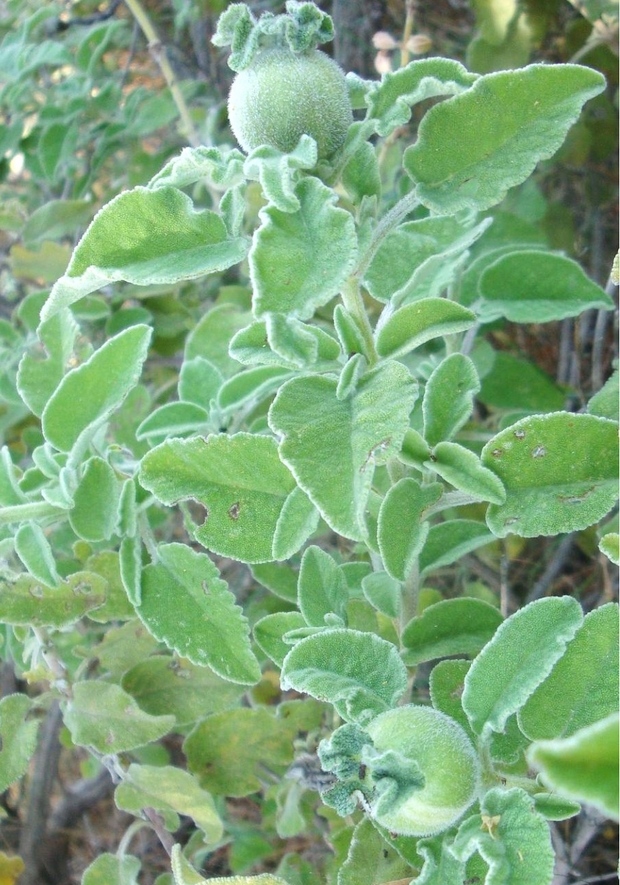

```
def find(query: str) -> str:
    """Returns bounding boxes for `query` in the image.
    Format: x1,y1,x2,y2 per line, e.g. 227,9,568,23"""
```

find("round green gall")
366,705,479,837
228,48,353,159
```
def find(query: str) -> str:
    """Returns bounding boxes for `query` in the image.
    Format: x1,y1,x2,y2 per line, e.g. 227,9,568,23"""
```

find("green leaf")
419,520,495,576
338,818,414,885
365,57,478,137
478,351,565,413
452,788,554,885
120,535,142,607
171,844,291,885
251,562,298,602
365,216,491,305
423,354,480,446
341,138,381,204
217,366,292,414
462,596,583,736
42,325,152,453
14,522,60,588
122,656,244,726
17,308,79,418
23,199,95,245
588,368,619,422
116,764,223,842
186,303,252,379
375,299,476,359
230,319,340,369
532,792,581,822
137,543,260,685
482,413,620,537
427,442,506,504
250,176,357,320
404,64,605,213
378,478,442,581
84,550,135,623
599,532,620,565
0,695,40,793
280,629,408,725
140,433,313,563
82,853,141,885
270,362,418,541
179,357,224,407
64,681,174,753
70,457,120,541
244,135,318,212
297,546,349,628
0,571,107,627
528,713,619,821
402,598,503,666
148,146,245,190
184,708,293,797
135,402,210,442
428,660,472,735
477,251,614,322
518,603,619,740
254,612,307,667
40,187,248,322
93,620,159,679
361,571,401,619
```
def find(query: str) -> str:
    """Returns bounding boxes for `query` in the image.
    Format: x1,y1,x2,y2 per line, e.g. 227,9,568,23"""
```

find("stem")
356,189,419,280
0,501,66,526
399,557,420,633
341,277,378,366
117,819,150,857
123,0,200,147
425,490,483,518
399,0,416,68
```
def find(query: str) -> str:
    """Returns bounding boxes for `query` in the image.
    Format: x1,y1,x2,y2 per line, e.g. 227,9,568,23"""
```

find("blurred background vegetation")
0,1,618,883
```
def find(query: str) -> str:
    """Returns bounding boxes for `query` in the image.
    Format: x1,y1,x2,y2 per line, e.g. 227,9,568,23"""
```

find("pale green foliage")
0,571,107,627
528,714,619,821
405,64,605,212
297,545,348,627
377,478,441,581
281,629,408,724
367,706,479,836
420,520,495,575
375,299,476,359
254,611,307,666
338,818,414,885
428,442,506,504
136,543,260,685
462,597,583,736
402,598,503,665
599,532,620,564
14,521,59,587
70,456,120,541
171,844,291,885
423,354,480,447
0,695,40,793
482,413,620,537
16,308,78,417
64,681,175,753
81,854,141,885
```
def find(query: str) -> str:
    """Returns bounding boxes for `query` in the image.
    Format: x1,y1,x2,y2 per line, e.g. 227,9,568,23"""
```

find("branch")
56,0,122,30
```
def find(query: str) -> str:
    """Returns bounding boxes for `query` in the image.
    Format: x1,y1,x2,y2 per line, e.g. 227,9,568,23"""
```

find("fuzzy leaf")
528,714,619,821
452,787,554,885
253,612,307,667
16,308,79,417
462,596,583,736
338,818,414,885
366,57,478,137
519,603,619,740
137,543,260,685
428,660,472,735
482,413,619,537
244,135,318,212
423,354,480,446
0,571,107,627
184,708,293,797
135,402,210,443
402,598,503,666
41,187,248,321
230,319,340,368
81,854,141,885
148,146,245,191
375,299,476,359
419,520,495,576
171,844,290,885
298,546,349,628
270,363,418,540
427,441,506,504
599,532,619,565
477,251,614,323
185,303,252,379
14,522,60,588
64,681,174,753
404,64,605,212
250,176,357,320
0,695,40,793
42,325,152,453
378,478,442,581
140,434,313,563
361,571,401,619
70,456,120,541
280,629,408,725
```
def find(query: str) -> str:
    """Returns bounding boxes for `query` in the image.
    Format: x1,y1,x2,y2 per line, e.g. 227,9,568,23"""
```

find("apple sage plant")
1,2,618,883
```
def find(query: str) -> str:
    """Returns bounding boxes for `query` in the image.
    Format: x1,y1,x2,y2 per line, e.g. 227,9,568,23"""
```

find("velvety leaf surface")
250,176,357,320
375,299,476,359
518,603,619,740
419,520,495,575
171,844,290,885
243,135,317,212
140,434,311,563
41,187,248,321
42,325,152,452
81,854,141,885
0,571,107,627
135,402,210,443
427,442,506,504
528,714,619,821
462,596,583,736
16,308,78,417
402,598,503,665
361,571,401,619
452,788,554,885
137,543,260,685
270,363,418,540
297,546,349,627
280,629,408,725
14,521,60,588
253,612,307,667
404,64,605,212
64,681,174,752
477,251,614,322
0,695,40,793
423,354,480,446
185,303,252,379
428,659,472,735
377,478,442,581
184,708,293,797
482,413,619,537
69,456,120,541
338,818,413,885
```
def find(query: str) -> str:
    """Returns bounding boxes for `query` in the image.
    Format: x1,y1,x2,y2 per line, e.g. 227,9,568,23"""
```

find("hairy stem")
356,189,419,279
0,501,65,527
123,0,199,147
341,277,379,365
